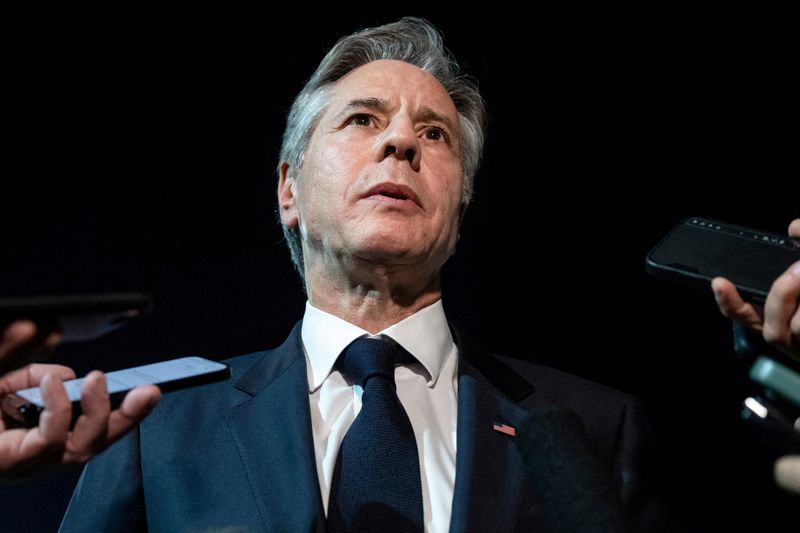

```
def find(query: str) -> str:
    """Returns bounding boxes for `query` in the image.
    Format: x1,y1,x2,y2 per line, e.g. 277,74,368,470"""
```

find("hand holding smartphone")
1,356,230,427
646,217,800,452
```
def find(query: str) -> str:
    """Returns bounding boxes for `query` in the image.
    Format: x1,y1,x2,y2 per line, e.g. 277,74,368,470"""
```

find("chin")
354,235,421,263
360,245,418,262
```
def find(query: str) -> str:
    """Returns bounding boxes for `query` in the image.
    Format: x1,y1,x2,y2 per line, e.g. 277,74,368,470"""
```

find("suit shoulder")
452,323,634,410
493,355,655,476
143,346,286,424
222,349,273,376
495,354,636,411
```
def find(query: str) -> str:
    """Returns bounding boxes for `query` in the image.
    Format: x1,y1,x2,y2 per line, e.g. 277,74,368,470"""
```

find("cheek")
295,143,363,229
307,141,363,192
427,173,463,243
434,165,464,218
297,148,339,200
443,173,465,232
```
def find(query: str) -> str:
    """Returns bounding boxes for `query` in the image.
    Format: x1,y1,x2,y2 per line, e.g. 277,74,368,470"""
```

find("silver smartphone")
1,356,230,427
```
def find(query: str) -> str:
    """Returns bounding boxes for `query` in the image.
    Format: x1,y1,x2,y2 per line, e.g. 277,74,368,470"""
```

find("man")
60,18,668,532
0,321,160,480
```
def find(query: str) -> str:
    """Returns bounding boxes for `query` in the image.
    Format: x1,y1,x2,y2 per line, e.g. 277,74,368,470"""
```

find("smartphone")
740,357,800,455
646,217,800,304
0,356,230,427
0,292,153,342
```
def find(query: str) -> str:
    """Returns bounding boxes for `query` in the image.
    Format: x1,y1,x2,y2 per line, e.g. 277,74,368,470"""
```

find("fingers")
36,372,73,447
64,371,111,462
0,363,75,396
762,260,800,358
24,363,76,384
0,321,38,374
774,455,800,494
106,385,160,443
0,321,62,375
62,375,160,463
711,277,763,330
0,367,160,479
788,219,800,238
0,321,37,356
0,370,74,479
44,330,63,349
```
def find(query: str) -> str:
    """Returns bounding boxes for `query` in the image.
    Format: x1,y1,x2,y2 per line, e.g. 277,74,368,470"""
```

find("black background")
2,5,798,532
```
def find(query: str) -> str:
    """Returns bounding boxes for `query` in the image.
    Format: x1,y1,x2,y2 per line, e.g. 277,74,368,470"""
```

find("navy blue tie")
327,336,424,532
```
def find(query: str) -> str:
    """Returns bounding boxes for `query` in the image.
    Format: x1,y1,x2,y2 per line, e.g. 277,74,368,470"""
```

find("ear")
278,162,299,228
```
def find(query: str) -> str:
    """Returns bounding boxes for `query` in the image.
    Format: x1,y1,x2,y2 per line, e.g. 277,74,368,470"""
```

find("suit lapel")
220,321,537,531
224,322,325,532
449,329,533,533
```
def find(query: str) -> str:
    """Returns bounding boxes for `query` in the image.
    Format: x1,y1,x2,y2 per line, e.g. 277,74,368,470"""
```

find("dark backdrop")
3,5,797,532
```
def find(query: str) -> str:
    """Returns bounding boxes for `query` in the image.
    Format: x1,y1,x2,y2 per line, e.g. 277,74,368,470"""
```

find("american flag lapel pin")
493,420,516,437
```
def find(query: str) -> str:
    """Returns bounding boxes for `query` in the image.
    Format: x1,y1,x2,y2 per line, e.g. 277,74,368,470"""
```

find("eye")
347,113,374,127
423,126,448,143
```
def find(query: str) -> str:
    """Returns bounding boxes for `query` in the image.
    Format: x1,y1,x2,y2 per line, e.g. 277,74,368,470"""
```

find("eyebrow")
341,97,389,114
417,106,457,135
338,97,457,134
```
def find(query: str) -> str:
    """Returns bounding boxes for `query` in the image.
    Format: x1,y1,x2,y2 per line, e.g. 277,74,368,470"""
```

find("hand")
0,320,62,375
774,455,800,494
711,218,800,495
0,363,161,481
711,219,800,360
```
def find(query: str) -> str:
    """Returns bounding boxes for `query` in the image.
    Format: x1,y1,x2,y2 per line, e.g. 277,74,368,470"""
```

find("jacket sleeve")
59,425,147,532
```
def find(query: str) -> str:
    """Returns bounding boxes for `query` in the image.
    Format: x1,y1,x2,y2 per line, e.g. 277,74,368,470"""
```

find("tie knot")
338,336,408,388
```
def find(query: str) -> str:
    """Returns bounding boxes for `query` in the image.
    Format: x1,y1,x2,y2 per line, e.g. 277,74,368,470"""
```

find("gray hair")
278,17,487,279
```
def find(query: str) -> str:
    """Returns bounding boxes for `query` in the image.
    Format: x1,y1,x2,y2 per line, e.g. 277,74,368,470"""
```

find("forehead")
328,60,458,120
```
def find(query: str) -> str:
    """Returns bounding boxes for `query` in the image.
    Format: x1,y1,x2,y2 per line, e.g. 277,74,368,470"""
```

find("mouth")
362,183,422,208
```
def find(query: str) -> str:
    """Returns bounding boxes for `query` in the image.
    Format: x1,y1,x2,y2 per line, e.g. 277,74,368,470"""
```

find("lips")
362,183,422,208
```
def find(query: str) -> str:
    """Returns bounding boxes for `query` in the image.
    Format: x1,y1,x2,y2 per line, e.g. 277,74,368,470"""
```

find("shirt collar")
301,300,453,392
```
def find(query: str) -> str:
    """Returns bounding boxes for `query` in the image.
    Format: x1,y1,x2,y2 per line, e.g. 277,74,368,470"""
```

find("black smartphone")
0,292,153,342
0,356,230,427
646,217,800,304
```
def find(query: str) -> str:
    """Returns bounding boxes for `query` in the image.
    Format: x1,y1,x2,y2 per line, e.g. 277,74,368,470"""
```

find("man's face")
279,60,464,276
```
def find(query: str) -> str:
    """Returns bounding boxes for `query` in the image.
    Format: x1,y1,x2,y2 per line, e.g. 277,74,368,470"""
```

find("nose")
377,118,421,171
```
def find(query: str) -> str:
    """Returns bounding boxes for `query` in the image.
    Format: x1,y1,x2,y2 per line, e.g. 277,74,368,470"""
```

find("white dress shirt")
302,300,459,533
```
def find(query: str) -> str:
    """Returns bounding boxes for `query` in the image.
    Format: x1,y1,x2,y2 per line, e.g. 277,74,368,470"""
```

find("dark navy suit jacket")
59,322,669,532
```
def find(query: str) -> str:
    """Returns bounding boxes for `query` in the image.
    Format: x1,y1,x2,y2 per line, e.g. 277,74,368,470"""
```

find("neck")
305,259,443,333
